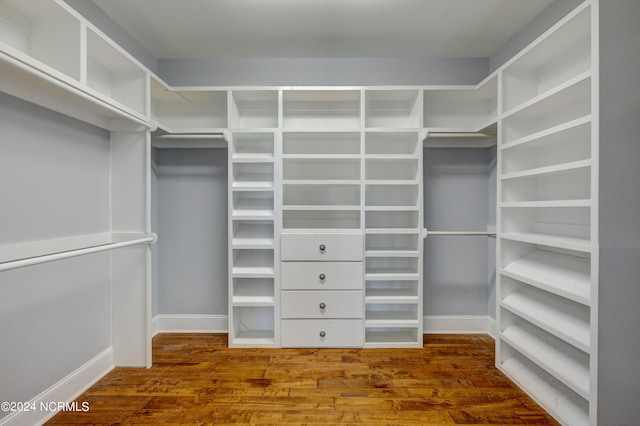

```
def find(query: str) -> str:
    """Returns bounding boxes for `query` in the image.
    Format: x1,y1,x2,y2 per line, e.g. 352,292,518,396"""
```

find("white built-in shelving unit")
496,2,596,425
364,89,423,347
227,91,279,347
0,0,155,369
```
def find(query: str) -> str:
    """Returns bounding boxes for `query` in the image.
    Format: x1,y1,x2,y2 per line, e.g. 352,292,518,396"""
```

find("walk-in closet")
1,0,638,425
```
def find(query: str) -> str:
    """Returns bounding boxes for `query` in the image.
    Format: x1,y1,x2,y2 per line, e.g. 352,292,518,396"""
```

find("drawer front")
281,291,363,319
281,319,363,347
281,233,363,261
281,262,363,290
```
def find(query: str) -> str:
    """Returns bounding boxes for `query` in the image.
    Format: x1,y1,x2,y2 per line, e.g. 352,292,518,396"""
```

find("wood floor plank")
46,333,559,425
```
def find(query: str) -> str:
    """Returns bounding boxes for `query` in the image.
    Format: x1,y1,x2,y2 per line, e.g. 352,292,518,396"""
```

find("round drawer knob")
319,244,326,252
319,302,326,309
319,331,326,338
319,273,326,281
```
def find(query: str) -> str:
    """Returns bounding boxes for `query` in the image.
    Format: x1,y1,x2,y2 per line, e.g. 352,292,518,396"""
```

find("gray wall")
154,148,228,315
63,0,158,74
423,148,496,316
0,93,111,418
158,57,488,87
597,0,640,423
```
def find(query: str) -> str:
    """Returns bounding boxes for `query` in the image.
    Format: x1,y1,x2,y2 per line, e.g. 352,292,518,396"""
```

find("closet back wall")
0,92,111,415
423,148,497,318
152,148,228,317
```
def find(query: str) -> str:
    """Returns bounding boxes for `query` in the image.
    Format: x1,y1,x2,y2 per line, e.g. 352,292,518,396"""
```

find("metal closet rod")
426,132,496,138
423,229,496,238
0,234,157,273
155,134,226,139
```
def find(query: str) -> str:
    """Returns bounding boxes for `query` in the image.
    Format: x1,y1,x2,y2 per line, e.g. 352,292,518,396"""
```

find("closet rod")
426,132,496,139
423,229,496,238
0,234,157,273
155,134,226,139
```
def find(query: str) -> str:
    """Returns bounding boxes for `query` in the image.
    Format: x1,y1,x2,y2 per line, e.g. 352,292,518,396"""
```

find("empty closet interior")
3,0,640,425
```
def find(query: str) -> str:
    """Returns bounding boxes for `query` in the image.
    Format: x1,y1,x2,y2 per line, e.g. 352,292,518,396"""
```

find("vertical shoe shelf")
496,3,596,425
228,91,279,347
363,90,423,347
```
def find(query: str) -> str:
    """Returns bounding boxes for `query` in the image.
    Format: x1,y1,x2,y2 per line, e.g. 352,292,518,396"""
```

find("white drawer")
281,233,363,261
281,262,363,290
281,319,363,347
281,291,363,319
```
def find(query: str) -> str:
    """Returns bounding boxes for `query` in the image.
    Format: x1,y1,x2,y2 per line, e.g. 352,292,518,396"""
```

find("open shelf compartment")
0,0,81,80
365,89,420,128
283,90,361,129
230,90,278,129
86,28,147,116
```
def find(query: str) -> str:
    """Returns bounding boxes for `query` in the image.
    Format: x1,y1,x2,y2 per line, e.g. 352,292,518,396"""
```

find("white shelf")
500,232,591,253
365,250,419,258
151,81,227,131
365,282,419,303
231,154,274,163
501,283,590,352
501,115,591,151
232,266,275,278
501,199,591,208
424,77,497,129
500,352,589,426
231,295,275,306
500,159,591,181
282,210,361,230
501,322,590,400
283,184,360,206
501,248,591,305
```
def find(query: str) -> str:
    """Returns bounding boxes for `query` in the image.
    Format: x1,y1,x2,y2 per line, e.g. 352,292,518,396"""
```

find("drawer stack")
280,232,364,347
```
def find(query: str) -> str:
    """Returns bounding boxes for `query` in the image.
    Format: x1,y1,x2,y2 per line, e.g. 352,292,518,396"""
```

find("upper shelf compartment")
283,90,361,129
365,90,420,128
86,28,147,117
502,4,591,114
230,90,278,129
423,77,497,131
0,0,81,81
150,79,227,132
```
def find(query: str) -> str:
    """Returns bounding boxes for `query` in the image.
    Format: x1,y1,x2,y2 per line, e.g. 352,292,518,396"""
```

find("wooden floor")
48,333,557,425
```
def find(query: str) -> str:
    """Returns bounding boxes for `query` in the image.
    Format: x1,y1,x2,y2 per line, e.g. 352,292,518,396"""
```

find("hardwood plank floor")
47,333,558,425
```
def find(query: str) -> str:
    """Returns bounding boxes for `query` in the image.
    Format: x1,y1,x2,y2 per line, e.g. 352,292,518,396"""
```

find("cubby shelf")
501,115,591,151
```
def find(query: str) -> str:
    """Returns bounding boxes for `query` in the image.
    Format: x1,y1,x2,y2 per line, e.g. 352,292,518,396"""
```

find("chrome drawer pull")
319,244,326,252
319,302,326,309
319,273,326,281
319,331,326,338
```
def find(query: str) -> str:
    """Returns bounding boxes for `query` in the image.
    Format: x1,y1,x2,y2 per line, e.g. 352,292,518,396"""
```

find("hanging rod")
426,132,496,138
422,229,496,239
0,234,157,273
155,134,226,139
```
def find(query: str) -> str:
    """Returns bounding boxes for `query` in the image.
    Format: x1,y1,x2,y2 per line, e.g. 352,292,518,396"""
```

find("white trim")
152,314,228,335
423,315,494,335
0,348,113,426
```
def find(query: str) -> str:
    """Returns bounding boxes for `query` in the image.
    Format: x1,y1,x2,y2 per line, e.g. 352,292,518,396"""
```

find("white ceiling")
91,0,553,60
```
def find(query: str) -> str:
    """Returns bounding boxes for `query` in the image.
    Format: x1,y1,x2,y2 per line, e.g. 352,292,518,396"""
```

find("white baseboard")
152,314,228,335
423,315,495,336
151,314,494,337
0,348,114,426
